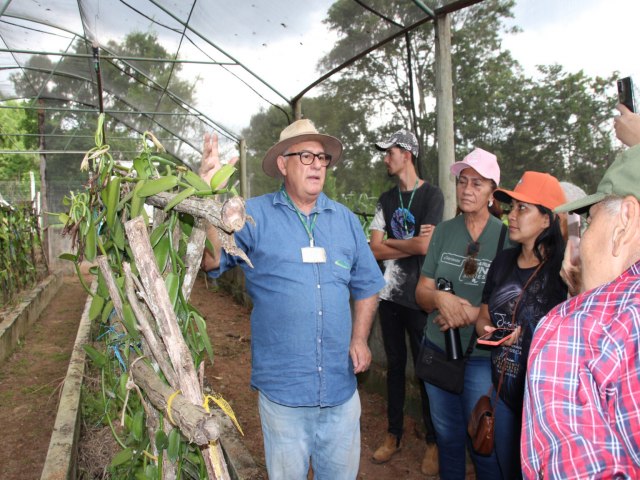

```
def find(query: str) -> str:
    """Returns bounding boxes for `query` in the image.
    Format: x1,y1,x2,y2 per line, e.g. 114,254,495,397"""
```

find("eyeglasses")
283,150,332,166
463,240,480,277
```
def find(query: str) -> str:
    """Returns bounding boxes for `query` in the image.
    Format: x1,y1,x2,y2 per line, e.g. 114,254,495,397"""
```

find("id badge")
301,246,326,263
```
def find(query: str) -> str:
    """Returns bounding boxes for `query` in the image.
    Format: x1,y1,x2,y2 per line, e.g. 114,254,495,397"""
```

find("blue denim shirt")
212,190,385,407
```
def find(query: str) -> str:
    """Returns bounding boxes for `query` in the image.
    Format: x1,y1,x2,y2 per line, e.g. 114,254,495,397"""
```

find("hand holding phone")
618,77,636,113
477,328,515,346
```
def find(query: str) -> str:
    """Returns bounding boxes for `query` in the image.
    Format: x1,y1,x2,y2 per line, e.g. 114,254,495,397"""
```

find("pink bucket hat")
450,148,500,186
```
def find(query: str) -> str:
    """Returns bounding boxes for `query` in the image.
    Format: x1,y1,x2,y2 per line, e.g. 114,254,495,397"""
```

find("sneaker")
371,433,402,464
421,442,439,476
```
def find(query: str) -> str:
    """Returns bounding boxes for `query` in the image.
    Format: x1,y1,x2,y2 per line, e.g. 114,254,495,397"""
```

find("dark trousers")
378,299,436,443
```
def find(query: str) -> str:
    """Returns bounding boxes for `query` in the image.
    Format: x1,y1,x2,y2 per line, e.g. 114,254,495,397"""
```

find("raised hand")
198,132,239,186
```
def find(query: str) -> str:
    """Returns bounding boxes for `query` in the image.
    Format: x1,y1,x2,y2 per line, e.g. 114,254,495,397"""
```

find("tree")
0,101,39,203
9,32,199,213
320,0,617,194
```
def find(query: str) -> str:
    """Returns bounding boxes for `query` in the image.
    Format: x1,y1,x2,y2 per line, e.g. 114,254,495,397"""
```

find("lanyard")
281,186,318,247
398,179,419,235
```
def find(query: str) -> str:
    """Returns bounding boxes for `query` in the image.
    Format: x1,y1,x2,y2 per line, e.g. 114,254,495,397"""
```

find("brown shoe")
421,443,439,476
371,433,402,464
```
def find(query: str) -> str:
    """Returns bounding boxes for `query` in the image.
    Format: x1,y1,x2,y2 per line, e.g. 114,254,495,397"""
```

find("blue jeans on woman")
424,347,501,480
493,392,523,479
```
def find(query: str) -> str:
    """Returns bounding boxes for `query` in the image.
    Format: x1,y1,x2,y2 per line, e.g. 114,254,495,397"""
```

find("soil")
0,272,443,480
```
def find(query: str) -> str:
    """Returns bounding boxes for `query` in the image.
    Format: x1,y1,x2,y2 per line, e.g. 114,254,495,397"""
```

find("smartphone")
617,76,636,113
477,328,515,346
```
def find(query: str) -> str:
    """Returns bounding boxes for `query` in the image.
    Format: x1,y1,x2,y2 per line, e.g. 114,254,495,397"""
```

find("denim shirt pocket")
330,247,353,284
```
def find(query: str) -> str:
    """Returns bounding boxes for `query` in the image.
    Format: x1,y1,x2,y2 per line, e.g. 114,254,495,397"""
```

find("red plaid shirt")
522,261,640,479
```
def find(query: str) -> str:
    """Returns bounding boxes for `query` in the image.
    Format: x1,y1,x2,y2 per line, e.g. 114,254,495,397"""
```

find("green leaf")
118,373,128,399
165,272,180,309
153,235,170,273
183,169,211,191
113,220,125,251
101,300,114,324
133,154,151,179
58,253,77,262
88,294,105,321
83,344,107,368
129,180,146,219
84,215,97,262
136,175,178,197
193,313,214,362
131,409,144,442
106,177,121,231
163,186,196,212
167,428,181,462
149,223,168,247
121,303,140,340
155,430,168,451
209,164,236,191
110,447,134,467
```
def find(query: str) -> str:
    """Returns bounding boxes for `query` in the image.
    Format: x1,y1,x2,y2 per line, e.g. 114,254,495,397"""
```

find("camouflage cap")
375,129,419,157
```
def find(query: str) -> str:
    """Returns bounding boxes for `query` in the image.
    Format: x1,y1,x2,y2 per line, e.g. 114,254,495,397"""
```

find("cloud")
503,0,640,79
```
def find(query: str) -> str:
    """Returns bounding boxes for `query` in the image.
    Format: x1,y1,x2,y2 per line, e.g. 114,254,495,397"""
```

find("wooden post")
435,13,456,220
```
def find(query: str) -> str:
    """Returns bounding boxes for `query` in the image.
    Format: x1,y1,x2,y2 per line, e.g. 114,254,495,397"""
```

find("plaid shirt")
521,261,640,479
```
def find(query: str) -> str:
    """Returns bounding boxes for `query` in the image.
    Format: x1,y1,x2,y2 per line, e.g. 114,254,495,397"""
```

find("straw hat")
262,119,343,178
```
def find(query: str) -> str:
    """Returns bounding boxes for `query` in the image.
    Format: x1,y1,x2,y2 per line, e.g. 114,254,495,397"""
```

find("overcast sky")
503,0,640,80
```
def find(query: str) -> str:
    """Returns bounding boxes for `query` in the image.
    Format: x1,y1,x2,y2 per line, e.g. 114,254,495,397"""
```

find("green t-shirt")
421,214,509,357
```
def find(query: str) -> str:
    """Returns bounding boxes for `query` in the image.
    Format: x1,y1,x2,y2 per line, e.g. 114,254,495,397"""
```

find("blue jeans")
258,389,361,480
493,393,523,479
424,352,501,480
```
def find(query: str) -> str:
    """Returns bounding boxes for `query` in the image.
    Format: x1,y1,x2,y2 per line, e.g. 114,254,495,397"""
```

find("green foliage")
8,32,200,215
319,0,618,195
0,202,46,306
61,114,237,478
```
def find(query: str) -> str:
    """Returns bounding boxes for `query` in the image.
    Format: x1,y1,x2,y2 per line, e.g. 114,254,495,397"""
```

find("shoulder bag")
415,334,474,394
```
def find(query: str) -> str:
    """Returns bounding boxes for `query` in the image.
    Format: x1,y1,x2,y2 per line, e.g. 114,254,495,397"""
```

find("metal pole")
239,138,248,199
92,43,107,143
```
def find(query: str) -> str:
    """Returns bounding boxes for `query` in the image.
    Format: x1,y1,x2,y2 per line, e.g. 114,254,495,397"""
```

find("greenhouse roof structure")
0,0,482,165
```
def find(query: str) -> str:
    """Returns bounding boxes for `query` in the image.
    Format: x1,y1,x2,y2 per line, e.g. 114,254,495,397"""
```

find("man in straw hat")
521,143,640,478
200,119,385,479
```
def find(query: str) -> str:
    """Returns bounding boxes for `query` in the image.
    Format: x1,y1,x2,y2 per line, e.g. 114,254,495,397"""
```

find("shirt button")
317,284,321,289
319,311,323,316
318,366,322,371
318,338,322,343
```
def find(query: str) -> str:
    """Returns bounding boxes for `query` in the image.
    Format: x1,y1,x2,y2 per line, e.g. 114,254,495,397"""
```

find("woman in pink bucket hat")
415,147,507,479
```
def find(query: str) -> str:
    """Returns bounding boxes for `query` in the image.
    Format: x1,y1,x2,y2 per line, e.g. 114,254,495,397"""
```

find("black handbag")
415,335,475,394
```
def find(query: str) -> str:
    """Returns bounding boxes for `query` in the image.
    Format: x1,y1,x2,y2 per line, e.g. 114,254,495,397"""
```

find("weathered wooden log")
181,217,207,301
97,256,124,326
123,262,178,388
130,360,220,445
146,193,252,267
124,216,230,480
146,193,245,234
